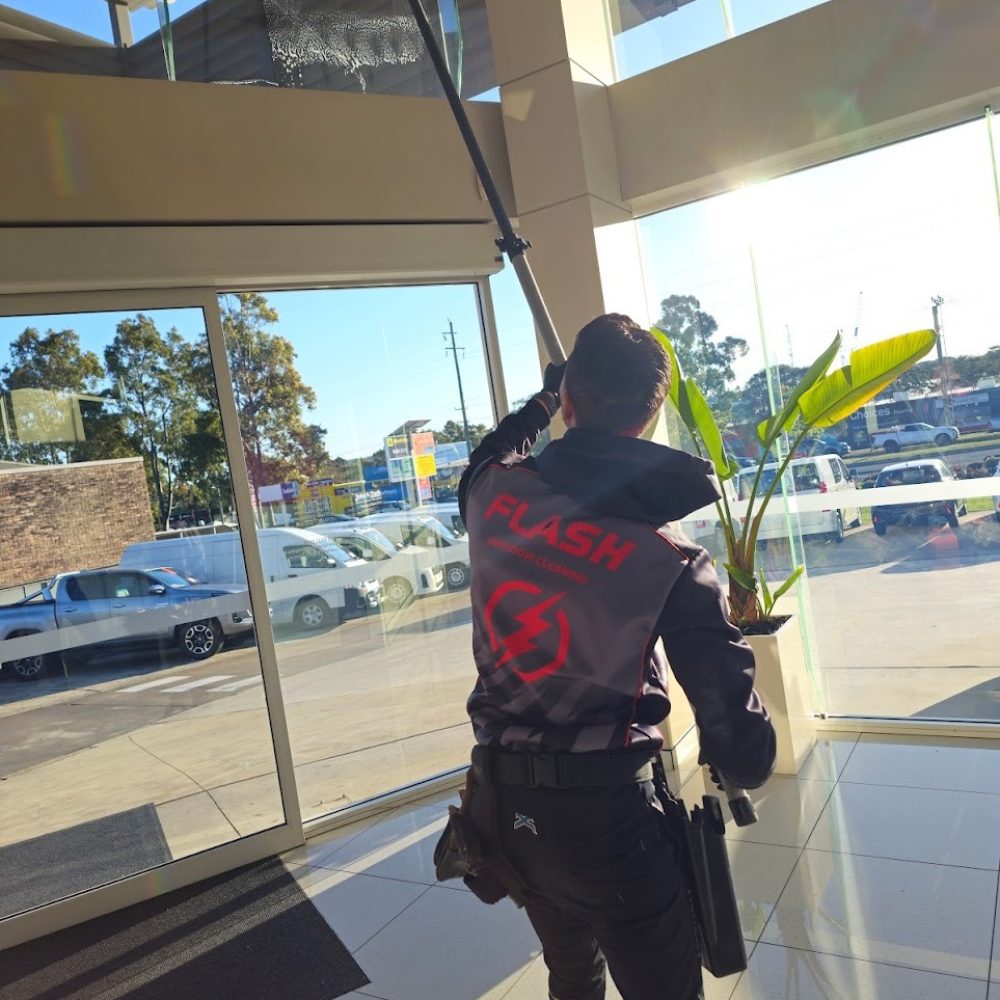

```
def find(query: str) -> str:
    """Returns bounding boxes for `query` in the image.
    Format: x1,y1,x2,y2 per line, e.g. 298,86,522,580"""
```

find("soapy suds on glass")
263,0,423,89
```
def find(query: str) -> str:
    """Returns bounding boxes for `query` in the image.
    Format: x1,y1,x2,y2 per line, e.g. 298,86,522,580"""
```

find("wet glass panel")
0,304,283,918
0,0,497,98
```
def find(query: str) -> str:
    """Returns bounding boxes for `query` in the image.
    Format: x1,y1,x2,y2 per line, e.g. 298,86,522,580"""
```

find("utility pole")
443,320,472,459
931,296,954,425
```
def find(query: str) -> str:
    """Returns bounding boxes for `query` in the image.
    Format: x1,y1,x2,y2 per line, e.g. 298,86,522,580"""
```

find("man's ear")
560,379,576,427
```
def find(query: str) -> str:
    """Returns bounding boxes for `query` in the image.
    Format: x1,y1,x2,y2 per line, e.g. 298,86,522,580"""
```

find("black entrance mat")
0,858,369,1000
0,805,172,919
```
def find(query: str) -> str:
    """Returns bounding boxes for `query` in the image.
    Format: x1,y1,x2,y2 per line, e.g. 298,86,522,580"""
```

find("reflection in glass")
0,306,282,918
637,119,1000,723
220,285,493,821
0,0,497,97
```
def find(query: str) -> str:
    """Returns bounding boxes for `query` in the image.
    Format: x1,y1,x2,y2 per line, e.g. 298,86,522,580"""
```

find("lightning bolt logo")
485,581,571,683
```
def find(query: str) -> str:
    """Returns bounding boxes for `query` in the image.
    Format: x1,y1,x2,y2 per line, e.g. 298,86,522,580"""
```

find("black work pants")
492,780,703,1000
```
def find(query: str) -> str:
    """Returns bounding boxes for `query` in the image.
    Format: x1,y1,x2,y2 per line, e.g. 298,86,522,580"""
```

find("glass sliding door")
217,283,495,822
0,289,293,937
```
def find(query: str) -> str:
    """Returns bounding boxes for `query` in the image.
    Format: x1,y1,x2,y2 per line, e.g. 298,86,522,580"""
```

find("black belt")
472,746,654,789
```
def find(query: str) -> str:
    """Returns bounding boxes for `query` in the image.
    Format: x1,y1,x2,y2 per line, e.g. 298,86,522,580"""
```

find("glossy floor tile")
311,796,460,884
807,781,1000,869
840,735,1000,795
500,952,743,1000
796,732,861,782
761,849,997,979
727,840,801,941
287,863,428,953
280,808,397,868
732,942,988,1000
681,768,835,848
352,885,540,1000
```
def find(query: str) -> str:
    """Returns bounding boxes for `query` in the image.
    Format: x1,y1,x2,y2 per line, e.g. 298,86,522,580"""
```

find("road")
846,440,1000,477
3,514,1000,814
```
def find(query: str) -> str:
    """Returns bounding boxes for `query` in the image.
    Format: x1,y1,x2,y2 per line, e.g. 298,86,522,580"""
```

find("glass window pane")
0,0,497,97
749,120,1000,721
0,2,115,44
0,304,283,918
220,284,494,820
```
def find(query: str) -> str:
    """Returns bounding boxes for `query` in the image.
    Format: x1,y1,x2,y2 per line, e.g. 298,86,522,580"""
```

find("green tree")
654,295,747,417
433,419,489,448
221,292,319,494
104,315,197,528
731,365,808,428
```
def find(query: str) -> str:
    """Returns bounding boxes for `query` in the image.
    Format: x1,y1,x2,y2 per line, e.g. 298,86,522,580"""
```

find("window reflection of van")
413,502,465,537
121,527,381,629
309,524,445,606
735,455,861,545
358,513,471,589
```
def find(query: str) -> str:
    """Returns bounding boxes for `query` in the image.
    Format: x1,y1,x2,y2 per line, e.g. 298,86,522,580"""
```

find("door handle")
112,602,126,608
288,574,298,578
63,607,78,613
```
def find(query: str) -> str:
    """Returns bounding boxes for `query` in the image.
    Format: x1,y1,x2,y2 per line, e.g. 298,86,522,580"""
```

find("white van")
309,523,445,606
358,512,472,589
121,527,381,629
734,455,861,544
413,501,465,537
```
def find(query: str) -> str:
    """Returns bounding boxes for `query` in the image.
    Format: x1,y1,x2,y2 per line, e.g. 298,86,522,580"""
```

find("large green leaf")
651,327,683,411
683,378,729,478
798,329,936,428
763,333,842,444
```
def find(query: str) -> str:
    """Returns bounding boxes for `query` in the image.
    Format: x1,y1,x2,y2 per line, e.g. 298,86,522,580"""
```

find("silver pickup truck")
0,567,254,681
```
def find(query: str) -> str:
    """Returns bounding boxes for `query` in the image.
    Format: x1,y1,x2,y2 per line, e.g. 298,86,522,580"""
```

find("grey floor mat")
0,804,172,919
0,857,369,1000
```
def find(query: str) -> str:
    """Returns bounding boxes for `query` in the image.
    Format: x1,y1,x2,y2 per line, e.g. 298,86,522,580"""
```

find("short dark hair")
564,314,670,433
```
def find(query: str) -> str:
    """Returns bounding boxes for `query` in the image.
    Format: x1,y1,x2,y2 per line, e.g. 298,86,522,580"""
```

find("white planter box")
746,616,815,774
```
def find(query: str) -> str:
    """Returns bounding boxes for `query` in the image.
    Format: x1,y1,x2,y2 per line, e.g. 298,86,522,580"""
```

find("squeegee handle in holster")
406,0,566,365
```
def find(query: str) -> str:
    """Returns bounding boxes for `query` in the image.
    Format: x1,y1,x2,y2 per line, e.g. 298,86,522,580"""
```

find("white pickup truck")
869,422,960,452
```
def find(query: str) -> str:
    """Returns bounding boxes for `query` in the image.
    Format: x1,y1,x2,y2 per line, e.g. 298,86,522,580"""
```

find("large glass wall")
0,1,497,99
638,118,1000,722
0,301,283,919
217,283,493,821
611,0,830,80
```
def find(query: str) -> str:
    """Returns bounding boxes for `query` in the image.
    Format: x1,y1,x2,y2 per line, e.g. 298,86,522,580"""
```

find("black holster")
433,764,525,906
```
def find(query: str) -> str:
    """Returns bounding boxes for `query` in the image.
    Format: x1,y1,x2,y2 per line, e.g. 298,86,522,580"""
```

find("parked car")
734,455,861,545
870,422,960,452
992,456,1000,523
121,528,381,629
0,568,254,681
871,459,967,534
413,500,466,536
309,523,445,606
798,434,851,458
358,512,471,589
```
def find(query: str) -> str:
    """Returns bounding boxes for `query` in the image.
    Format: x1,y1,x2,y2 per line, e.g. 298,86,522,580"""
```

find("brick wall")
0,458,155,589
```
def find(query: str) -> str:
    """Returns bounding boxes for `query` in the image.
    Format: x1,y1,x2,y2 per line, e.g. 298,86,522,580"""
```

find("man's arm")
458,368,563,522
659,550,776,789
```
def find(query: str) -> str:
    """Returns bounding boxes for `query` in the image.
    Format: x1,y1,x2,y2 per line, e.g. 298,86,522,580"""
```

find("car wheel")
383,576,413,607
873,522,887,536
935,433,952,447
446,562,471,590
959,503,968,517
3,653,50,681
995,510,1000,524
294,597,332,630
829,513,845,543
178,619,223,660
946,508,960,529
884,441,900,453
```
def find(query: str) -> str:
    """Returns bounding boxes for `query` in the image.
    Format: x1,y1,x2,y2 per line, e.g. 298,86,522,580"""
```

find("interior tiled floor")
283,733,1000,1000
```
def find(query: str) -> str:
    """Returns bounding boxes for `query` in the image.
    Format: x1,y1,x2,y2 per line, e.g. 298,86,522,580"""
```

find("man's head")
562,313,670,436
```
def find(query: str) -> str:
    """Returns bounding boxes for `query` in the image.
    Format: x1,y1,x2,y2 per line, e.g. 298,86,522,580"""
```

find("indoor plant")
652,327,937,771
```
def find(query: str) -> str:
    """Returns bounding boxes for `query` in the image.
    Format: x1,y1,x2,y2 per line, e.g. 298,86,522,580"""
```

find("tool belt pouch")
433,775,510,905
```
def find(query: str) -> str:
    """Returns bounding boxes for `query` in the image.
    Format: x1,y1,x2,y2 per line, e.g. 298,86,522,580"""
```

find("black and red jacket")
459,391,775,789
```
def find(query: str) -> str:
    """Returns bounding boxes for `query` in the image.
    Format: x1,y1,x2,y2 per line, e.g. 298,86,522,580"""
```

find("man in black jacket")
458,314,775,1000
